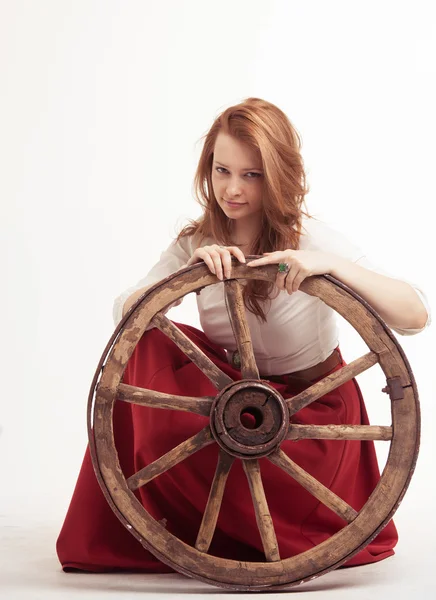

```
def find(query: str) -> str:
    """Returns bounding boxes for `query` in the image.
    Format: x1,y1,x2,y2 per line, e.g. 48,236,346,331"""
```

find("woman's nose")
226,176,243,196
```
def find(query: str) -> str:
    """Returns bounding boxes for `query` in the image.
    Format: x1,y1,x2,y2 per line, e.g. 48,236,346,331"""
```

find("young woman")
56,97,431,573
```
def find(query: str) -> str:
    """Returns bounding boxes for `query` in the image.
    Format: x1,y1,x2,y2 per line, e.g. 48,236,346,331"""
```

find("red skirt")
56,322,398,573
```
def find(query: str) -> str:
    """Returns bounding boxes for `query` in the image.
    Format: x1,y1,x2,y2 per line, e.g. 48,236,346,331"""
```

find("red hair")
176,97,312,322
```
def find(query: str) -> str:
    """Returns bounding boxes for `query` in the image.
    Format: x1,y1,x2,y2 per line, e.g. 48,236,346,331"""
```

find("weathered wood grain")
195,450,235,553
117,382,214,416
127,426,215,491
243,459,281,561
267,449,358,523
286,424,393,441
152,313,233,390
224,280,260,380
286,352,379,416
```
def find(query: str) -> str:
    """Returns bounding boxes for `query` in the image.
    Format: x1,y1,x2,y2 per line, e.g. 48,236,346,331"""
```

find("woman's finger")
209,250,224,280
216,246,246,279
289,268,308,293
188,245,247,281
229,247,247,264
218,249,233,279
247,252,281,267
284,262,301,294
187,248,216,274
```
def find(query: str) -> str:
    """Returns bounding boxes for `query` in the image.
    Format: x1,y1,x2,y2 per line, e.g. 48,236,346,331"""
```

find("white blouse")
113,216,431,376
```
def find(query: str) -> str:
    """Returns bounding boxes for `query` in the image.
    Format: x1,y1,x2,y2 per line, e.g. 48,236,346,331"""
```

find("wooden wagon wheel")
88,257,420,592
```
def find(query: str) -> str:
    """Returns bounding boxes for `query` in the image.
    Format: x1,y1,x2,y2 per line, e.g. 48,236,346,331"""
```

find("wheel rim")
88,259,420,591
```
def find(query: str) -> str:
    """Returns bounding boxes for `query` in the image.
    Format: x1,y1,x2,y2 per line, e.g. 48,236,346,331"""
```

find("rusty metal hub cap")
210,380,289,458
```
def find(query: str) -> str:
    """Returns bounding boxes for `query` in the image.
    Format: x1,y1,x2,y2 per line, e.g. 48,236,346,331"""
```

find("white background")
1,0,435,596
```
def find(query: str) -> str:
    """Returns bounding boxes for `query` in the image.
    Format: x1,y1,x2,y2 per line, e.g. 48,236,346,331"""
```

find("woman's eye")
215,167,261,178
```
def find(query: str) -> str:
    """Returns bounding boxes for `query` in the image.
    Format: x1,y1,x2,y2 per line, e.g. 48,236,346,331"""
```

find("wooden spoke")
287,424,393,441
151,313,233,390
117,383,214,416
242,459,281,562
195,450,235,553
286,351,379,417
268,449,358,523
224,280,260,380
127,426,215,491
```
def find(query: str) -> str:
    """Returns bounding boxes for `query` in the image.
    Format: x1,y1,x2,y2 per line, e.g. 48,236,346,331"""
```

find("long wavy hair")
175,97,312,322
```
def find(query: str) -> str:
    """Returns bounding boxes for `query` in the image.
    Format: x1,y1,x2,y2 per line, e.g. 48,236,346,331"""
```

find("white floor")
1,514,435,599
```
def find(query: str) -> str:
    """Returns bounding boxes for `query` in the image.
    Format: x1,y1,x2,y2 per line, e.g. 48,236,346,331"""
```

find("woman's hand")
247,249,339,293
185,244,246,280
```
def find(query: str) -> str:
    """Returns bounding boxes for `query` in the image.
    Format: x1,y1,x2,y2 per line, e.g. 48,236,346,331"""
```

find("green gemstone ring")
278,262,290,273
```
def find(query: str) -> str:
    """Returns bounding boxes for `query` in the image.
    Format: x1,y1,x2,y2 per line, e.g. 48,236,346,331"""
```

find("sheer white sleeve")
353,255,431,336
302,217,431,336
112,237,191,328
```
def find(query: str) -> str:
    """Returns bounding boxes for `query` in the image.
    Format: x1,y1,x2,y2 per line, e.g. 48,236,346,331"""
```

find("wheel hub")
210,380,289,458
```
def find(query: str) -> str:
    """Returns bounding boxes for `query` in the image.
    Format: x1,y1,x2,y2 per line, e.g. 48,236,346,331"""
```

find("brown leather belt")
261,348,342,383
230,347,342,383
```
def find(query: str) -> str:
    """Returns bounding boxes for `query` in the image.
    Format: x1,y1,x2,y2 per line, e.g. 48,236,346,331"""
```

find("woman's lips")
225,200,247,208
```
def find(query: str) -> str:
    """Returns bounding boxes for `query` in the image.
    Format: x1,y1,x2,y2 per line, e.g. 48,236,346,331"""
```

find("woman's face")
211,132,264,225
